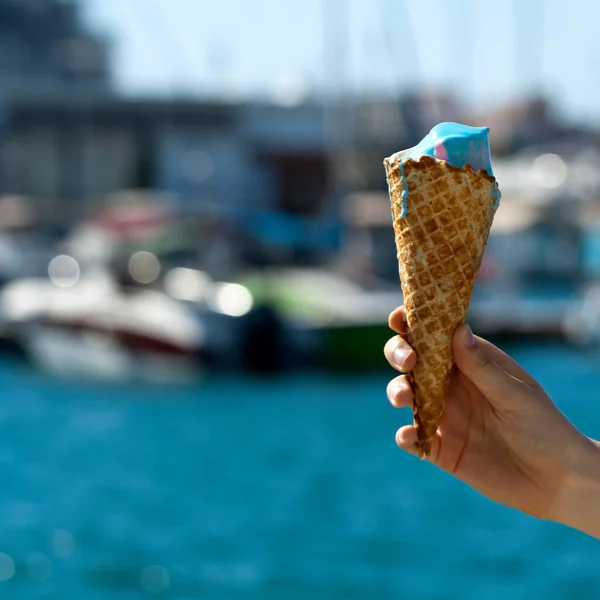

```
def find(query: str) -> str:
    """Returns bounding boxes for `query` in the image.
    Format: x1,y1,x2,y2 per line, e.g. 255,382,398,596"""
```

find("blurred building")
0,98,332,228
0,0,110,98
475,97,597,155
0,0,111,222
348,91,461,191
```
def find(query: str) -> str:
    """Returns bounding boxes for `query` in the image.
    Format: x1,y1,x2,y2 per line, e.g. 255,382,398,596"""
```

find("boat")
0,275,212,381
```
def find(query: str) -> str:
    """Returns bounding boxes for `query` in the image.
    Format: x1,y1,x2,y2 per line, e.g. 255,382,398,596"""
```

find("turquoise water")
0,344,599,599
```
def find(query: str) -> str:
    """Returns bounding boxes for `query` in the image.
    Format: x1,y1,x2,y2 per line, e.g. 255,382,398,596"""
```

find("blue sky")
81,0,600,124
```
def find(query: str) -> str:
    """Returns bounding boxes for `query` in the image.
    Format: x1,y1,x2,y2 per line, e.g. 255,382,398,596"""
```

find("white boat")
0,276,212,382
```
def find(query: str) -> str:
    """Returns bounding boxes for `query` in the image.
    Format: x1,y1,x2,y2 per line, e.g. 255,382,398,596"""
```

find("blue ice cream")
385,122,500,217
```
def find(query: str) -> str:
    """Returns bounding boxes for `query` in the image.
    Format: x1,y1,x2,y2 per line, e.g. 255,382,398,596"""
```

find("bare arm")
551,438,600,539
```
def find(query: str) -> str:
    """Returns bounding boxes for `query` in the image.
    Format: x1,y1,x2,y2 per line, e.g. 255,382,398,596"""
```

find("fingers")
389,308,537,388
453,324,530,408
388,305,407,335
384,335,417,373
385,305,415,374
387,375,414,408
396,425,418,454
395,425,441,463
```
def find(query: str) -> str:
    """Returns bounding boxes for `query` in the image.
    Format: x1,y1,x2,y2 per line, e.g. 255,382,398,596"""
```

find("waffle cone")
385,154,498,458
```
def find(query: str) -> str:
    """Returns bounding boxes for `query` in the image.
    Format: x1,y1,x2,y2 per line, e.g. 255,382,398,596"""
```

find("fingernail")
387,379,401,404
463,324,476,348
393,348,410,371
396,427,418,454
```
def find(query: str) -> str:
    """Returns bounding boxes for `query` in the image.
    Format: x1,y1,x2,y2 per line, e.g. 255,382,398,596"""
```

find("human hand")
384,305,600,536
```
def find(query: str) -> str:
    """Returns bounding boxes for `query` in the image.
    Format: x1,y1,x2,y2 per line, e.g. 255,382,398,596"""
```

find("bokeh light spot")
0,553,15,581
164,268,211,302
128,251,160,284
48,255,80,288
51,529,75,558
207,282,253,317
140,565,170,594
532,153,567,188
26,553,53,581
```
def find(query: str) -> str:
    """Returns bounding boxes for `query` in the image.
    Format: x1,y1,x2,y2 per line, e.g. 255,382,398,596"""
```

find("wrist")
552,436,600,538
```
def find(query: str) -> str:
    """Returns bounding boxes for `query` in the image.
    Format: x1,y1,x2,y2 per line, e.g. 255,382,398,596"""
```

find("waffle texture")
385,154,498,457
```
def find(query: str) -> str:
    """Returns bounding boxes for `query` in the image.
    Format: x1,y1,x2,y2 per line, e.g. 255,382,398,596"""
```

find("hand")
384,305,600,536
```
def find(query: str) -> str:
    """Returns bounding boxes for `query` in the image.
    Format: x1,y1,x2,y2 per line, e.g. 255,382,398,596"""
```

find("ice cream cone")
384,153,499,458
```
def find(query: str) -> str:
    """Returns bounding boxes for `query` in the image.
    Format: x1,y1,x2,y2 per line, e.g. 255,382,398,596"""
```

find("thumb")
453,323,525,406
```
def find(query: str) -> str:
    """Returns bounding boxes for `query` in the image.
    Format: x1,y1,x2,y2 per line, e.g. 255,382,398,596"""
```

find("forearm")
552,437,600,539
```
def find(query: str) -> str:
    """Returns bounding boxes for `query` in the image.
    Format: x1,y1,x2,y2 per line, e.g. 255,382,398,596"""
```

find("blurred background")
0,0,599,597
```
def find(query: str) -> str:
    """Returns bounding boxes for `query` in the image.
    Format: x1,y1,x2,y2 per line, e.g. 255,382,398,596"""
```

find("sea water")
0,344,598,599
